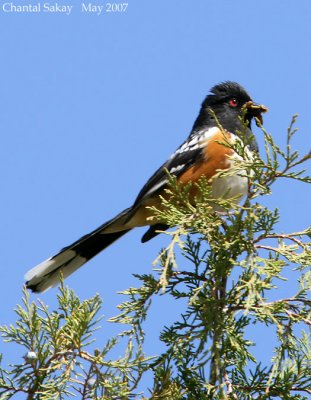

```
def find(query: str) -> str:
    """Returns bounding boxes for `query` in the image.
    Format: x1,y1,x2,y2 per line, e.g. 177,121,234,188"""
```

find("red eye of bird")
229,98,238,107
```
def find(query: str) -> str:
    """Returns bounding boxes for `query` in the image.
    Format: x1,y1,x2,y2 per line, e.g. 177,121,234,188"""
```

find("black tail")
25,208,132,293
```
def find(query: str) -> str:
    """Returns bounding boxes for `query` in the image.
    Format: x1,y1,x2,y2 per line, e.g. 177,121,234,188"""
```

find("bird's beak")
244,101,268,125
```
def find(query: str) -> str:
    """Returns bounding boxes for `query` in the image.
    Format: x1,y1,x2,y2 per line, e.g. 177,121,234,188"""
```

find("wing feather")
132,127,220,206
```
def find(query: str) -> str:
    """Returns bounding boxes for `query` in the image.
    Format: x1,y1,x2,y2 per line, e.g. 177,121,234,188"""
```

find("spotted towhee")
25,81,268,292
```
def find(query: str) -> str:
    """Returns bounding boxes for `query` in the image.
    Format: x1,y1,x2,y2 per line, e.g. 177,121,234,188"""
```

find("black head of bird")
192,81,268,136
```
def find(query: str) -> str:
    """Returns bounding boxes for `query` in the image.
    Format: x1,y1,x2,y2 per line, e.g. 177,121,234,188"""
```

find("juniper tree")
0,116,310,399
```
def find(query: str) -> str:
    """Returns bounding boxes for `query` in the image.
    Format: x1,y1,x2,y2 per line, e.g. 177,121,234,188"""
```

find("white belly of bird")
211,150,251,209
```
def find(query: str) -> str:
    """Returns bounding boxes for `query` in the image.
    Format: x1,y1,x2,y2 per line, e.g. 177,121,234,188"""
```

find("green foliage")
0,116,310,399
0,285,152,399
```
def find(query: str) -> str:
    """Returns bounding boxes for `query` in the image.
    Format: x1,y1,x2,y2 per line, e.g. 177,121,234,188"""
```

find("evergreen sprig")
0,283,152,399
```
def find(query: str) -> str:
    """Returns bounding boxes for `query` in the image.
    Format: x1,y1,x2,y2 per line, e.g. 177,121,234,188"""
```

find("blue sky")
0,0,310,395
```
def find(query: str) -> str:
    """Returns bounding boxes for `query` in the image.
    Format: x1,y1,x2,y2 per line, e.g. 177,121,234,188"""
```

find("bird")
25,81,268,293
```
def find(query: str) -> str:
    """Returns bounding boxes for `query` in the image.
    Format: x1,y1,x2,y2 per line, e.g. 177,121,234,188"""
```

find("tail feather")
25,208,132,293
